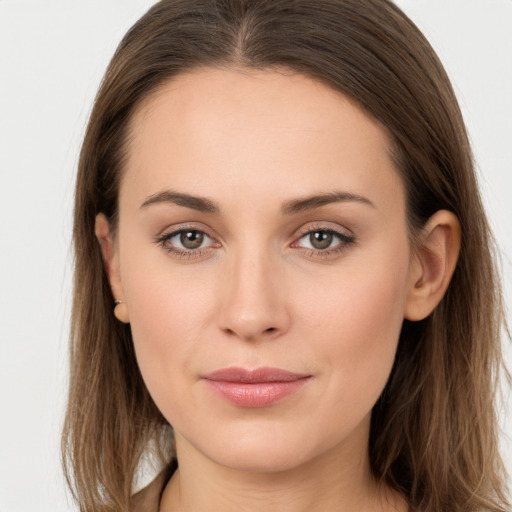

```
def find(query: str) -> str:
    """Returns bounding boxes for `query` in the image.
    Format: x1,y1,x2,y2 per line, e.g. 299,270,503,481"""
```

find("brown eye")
179,230,205,249
156,228,218,257
309,231,334,250
293,228,355,255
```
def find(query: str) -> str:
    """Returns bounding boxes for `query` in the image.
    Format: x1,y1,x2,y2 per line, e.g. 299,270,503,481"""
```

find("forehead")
122,67,404,214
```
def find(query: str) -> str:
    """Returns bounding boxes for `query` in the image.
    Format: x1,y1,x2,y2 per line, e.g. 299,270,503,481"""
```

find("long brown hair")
62,1,510,510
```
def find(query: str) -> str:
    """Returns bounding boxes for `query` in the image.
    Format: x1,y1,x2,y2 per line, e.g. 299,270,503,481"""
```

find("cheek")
296,245,410,407
120,250,218,408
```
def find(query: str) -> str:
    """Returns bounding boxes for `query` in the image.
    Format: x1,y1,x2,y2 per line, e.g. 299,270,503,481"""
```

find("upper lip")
203,367,310,383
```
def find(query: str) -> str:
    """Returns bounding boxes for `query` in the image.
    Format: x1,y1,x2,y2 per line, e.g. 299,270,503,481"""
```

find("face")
108,68,416,473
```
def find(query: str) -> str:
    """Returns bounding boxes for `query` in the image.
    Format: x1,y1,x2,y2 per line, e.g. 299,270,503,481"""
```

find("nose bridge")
218,240,289,341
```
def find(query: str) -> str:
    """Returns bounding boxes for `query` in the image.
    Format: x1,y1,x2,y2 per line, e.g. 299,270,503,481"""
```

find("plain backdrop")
0,1,511,510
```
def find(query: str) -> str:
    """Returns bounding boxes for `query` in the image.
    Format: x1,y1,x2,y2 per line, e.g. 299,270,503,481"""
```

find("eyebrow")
140,190,220,213
281,191,375,214
140,189,375,214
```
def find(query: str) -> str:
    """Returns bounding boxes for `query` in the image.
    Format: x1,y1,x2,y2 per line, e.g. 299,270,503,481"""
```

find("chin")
178,417,345,475
207,442,315,474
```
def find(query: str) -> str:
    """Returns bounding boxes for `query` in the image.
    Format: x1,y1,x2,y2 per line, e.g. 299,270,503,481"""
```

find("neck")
159,428,407,512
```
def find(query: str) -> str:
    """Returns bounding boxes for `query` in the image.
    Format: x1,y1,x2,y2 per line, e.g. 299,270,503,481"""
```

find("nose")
217,248,291,342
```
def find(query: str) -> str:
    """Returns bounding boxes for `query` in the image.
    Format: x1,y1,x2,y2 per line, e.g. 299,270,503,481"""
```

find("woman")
61,0,510,510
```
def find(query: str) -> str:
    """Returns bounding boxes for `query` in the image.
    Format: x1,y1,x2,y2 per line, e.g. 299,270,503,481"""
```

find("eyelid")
155,222,218,241
292,221,355,241
154,223,221,258
290,222,356,257
153,221,356,260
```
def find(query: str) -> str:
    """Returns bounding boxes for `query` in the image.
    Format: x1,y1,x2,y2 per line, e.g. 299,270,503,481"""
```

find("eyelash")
154,225,219,260
154,224,356,260
291,226,356,259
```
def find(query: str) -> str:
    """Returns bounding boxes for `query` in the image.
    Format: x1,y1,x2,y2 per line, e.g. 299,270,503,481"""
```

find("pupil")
310,231,332,250
180,231,204,249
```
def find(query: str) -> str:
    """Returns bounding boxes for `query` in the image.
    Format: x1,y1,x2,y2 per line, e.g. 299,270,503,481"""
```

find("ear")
95,213,130,323
404,210,461,321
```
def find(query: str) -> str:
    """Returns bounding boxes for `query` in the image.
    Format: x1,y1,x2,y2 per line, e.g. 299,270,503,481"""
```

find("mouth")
202,367,311,408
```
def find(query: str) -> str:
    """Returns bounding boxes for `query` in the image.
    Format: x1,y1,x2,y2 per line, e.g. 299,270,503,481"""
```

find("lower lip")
204,378,310,408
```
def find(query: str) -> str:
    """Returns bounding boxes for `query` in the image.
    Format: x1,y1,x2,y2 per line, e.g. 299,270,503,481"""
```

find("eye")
302,231,337,250
155,228,219,256
293,228,355,255
175,230,208,250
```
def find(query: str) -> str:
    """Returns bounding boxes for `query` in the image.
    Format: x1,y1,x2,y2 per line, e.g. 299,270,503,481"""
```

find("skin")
96,67,460,512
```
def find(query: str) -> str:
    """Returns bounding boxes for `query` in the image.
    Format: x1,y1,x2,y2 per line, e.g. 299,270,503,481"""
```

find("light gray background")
0,1,511,510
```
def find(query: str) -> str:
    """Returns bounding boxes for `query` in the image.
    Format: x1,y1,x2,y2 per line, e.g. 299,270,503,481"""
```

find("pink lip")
202,367,311,408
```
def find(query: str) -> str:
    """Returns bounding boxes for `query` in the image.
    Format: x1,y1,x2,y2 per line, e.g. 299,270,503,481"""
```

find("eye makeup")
153,223,221,260
153,221,356,262
291,223,356,260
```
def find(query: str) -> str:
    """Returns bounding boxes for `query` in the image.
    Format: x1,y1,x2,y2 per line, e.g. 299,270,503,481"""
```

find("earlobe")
404,210,461,321
95,213,130,323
